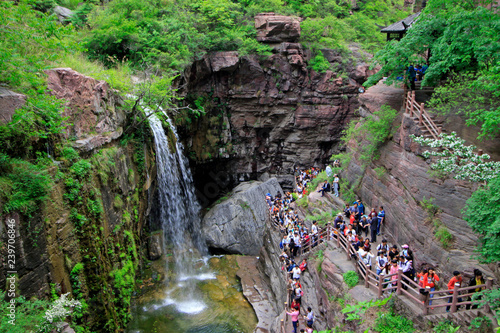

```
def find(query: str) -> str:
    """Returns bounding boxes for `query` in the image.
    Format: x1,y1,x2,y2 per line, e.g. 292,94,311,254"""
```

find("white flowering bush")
38,293,81,332
410,132,500,182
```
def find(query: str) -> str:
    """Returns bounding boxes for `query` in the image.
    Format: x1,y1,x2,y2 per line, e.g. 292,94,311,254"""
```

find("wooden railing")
333,228,495,316
404,90,442,140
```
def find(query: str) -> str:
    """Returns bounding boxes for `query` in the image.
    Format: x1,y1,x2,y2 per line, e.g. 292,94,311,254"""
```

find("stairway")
425,309,494,329
410,113,445,139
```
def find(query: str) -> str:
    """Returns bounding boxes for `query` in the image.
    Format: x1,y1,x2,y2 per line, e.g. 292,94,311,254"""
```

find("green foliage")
114,195,124,210
373,312,414,333
27,0,55,12
428,71,500,140
70,262,84,299
0,154,52,216
367,3,500,139
314,249,324,273
297,196,309,208
420,197,440,217
0,290,50,333
433,320,460,333
84,0,271,71
462,175,500,263
471,288,500,327
309,54,331,73
435,225,453,249
306,211,333,227
374,166,387,179
307,171,329,192
343,270,359,288
341,295,392,321
468,315,492,333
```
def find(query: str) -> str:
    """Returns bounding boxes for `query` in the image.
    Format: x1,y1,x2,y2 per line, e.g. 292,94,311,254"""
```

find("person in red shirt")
423,268,440,306
446,271,462,312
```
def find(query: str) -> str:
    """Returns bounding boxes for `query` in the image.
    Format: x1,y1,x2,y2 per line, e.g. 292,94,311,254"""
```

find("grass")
343,270,359,288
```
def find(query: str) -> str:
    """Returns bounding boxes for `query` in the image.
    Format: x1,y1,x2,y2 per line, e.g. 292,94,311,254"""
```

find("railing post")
327,222,331,241
346,242,351,261
396,269,403,295
438,127,442,134
409,92,414,117
450,283,459,313
364,267,369,289
419,103,424,125
336,229,340,248
423,287,431,315
378,273,384,298
484,278,493,313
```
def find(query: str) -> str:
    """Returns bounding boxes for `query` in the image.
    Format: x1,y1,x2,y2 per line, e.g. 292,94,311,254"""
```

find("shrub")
435,226,453,249
374,312,414,333
343,270,359,288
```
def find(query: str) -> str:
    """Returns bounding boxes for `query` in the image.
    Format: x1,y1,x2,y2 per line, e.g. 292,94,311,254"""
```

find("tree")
366,1,500,139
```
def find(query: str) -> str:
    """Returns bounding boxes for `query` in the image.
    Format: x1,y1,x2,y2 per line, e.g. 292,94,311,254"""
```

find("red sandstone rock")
45,68,124,151
0,88,27,124
209,51,239,72
255,13,301,43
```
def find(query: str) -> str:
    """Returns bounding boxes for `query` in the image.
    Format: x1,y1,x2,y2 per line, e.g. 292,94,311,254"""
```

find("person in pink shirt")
389,260,399,289
287,306,300,333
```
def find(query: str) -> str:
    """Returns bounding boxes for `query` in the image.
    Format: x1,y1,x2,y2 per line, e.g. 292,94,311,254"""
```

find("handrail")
404,91,442,140
332,224,495,317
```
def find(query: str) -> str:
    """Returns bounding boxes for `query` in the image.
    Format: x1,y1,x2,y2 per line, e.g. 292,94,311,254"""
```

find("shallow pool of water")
128,255,258,333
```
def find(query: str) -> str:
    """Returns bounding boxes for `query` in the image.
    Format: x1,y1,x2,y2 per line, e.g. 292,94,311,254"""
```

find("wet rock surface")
201,178,283,255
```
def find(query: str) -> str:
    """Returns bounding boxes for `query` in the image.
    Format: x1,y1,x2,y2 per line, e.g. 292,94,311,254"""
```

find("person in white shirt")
375,251,388,275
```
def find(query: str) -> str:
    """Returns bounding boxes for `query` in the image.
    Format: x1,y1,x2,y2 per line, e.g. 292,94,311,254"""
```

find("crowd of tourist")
265,166,490,332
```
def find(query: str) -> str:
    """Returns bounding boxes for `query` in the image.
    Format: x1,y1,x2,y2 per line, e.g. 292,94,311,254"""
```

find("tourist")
306,323,313,333
362,238,371,252
390,260,399,289
446,271,463,312
388,245,399,262
291,264,301,280
359,215,369,237
311,221,318,241
291,298,300,312
376,239,389,255
304,306,314,327
286,305,300,333
417,268,427,287
466,269,486,310
299,258,307,272
334,213,343,229
318,180,330,197
376,251,388,276
370,212,378,243
356,200,365,215
377,206,385,235
358,246,374,268
423,267,440,306
399,256,413,289
333,174,340,197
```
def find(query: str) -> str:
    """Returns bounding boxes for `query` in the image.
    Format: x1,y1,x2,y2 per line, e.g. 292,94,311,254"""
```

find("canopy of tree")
366,0,500,139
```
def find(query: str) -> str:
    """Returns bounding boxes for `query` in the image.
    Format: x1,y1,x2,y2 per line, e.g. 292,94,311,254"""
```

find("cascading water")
128,110,258,333
148,112,213,314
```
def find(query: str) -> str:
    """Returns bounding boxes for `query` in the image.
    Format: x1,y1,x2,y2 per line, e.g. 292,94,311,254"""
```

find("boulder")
45,68,125,152
201,178,283,255
0,88,27,124
358,80,404,114
53,6,73,24
255,13,301,43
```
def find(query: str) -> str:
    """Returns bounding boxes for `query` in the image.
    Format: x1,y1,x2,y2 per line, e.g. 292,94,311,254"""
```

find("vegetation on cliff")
367,0,500,139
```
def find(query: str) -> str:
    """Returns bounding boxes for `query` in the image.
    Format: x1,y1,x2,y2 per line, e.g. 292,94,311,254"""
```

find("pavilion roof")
381,12,421,33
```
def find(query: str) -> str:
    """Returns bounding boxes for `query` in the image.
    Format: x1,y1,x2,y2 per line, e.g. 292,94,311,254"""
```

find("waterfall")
148,112,211,314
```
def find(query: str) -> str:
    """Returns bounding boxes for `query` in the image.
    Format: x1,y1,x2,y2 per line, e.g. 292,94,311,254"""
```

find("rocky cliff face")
344,82,495,280
0,69,156,331
201,178,283,255
175,15,374,196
